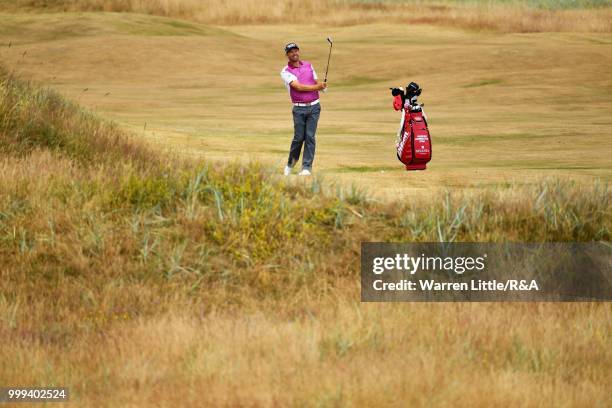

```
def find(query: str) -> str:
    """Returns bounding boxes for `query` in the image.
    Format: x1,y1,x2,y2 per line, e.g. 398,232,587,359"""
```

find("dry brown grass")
1,0,611,32
3,301,610,406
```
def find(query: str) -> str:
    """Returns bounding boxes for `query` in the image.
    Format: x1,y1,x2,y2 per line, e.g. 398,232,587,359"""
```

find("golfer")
280,42,327,176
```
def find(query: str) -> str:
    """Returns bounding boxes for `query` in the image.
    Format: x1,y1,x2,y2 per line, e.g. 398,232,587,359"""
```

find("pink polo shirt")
280,60,320,103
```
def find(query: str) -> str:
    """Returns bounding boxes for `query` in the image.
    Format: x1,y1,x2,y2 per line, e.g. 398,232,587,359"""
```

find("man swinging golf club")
280,41,330,176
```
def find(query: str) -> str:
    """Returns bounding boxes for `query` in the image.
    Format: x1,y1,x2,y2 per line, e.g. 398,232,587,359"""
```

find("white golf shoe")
283,166,291,176
298,169,312,176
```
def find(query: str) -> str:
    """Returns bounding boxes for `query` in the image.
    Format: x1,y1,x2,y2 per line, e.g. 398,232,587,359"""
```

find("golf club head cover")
391,87,406,110
406,82,421,98
393,95,403,111
390,87,404,97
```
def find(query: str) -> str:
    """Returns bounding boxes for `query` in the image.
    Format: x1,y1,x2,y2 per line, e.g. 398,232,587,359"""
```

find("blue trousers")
287,104,321,171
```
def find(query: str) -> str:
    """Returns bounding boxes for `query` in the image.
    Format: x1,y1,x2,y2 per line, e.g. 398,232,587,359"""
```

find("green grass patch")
335,165,399,173
366,0,612,10
0,12,239,43
111,15,226,37
433,132,556,146
461,78,504,88
333,76,390,88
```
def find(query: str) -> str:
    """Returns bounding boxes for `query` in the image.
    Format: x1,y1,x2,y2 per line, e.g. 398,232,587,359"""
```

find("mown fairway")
1,11,610,198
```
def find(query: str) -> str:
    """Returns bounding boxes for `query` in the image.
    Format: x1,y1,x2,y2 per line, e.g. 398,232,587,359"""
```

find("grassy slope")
0,12,610,200
1,65,611,405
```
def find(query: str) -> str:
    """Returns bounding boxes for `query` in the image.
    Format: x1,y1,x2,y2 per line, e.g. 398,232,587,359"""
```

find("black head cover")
406,82,422,98
390,87,405,97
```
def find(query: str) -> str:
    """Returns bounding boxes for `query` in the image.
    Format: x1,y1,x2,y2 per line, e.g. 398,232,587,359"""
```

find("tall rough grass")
1,68,610,405
1,0,611,32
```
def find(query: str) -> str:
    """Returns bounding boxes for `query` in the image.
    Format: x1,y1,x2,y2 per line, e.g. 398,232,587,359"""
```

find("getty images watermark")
361,243,611,301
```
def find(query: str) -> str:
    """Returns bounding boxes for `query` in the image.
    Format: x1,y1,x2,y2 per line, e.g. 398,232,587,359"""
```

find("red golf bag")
392,83,432,171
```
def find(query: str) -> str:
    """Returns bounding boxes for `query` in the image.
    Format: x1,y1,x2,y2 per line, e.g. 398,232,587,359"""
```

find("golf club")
324,37,333,83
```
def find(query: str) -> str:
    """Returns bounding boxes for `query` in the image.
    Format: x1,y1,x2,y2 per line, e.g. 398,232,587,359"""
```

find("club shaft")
324,42,332,82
